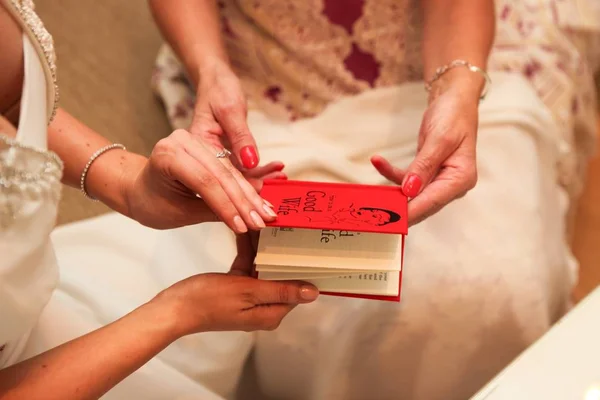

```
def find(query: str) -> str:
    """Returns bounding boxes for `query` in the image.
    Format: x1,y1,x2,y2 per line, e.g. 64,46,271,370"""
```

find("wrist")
192,54,231,86
196,57,232,85
427,67,486,105
149,290,206,340
84,149,147,216
135,298,183,345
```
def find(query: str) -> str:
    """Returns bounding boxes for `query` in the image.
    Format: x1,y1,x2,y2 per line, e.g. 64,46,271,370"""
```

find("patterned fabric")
153,0,600,197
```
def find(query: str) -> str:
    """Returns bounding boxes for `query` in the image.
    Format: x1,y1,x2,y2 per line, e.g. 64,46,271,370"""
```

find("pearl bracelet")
80,143,126,201
425,59,491,101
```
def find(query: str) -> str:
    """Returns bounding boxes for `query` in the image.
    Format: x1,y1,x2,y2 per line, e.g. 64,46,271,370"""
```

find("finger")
407,164,477,225
229,234,257,277
220,159,278,222
251,280,319,305
183,137,268,230
213,104,260,169
401,135,458,198
244,162,285,179
371,155,406,185
247,171,287,193
168,149,250,234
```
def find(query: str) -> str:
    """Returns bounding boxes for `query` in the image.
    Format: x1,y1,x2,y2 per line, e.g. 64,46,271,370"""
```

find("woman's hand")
122,129,285,232
191,59,259,170
372,73,479,225
154,234,318,337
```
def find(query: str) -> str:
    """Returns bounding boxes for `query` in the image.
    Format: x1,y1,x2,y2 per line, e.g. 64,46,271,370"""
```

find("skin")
0,4,319,398
0,235,319,400
149,0,495,226
372,0,495,225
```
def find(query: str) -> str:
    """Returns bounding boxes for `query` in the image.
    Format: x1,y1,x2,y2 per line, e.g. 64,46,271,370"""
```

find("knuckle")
437,134,458,149
466,168,478,191
197,173,217,188
153,137,176,154
264,317,282,331
277,285,291,304
458,165,478,192
413,155,436,175
214,166,235,183
170,129,190,142
216,99,241,116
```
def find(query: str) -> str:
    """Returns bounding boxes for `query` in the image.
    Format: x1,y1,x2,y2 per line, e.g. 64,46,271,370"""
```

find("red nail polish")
402,174,422,198
240,146,259,169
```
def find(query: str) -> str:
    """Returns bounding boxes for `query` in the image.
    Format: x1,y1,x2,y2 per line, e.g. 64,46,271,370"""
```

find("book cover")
257,179,408,302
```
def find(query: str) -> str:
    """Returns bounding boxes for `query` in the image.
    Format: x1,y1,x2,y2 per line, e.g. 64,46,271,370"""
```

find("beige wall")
36,0,172,225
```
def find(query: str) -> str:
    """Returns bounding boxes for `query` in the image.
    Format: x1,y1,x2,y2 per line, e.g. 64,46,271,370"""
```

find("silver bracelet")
80,143,127,201
425,59,491,101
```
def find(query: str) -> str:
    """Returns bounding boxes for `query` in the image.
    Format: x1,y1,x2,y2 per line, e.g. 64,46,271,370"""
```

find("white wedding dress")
0,1,586,399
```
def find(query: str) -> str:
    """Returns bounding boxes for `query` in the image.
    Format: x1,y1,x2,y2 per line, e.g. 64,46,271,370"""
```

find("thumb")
252,281,319,305
402,139,453,198
216,107,259,170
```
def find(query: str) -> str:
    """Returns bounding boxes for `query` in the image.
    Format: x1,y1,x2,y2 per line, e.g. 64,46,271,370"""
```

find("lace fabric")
0,134,62,229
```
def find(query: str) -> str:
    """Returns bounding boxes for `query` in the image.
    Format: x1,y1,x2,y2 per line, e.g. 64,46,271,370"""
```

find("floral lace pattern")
153,0,600,197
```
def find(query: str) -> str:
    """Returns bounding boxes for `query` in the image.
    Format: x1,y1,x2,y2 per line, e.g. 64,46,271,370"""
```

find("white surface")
472,286,600,400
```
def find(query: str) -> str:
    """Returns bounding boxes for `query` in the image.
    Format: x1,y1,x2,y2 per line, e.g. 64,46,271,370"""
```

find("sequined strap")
2,0,58,124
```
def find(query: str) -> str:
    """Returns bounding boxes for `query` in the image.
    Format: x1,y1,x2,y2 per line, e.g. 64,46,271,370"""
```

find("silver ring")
216,148,232,159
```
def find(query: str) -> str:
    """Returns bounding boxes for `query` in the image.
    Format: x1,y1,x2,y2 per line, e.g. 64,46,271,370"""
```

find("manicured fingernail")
263,199,274,208
250,210,266,228
300,286,319,301
263,203,277,218
233,215,248,233
402,174,422,198
240,146,259,169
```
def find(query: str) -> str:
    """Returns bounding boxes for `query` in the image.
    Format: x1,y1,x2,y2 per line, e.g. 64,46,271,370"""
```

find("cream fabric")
0,32,62,367
31,73,577,399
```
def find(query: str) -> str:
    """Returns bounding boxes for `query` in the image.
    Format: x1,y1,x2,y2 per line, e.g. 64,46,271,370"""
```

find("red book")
256,180,408,302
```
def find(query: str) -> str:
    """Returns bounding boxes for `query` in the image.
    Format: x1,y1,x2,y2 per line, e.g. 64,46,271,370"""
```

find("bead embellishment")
8,0,59,122
0,134,63,228
80,144,127,201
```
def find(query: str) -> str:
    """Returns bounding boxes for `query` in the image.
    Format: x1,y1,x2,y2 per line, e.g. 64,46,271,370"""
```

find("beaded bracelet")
425,59,491,101
80,143,126,201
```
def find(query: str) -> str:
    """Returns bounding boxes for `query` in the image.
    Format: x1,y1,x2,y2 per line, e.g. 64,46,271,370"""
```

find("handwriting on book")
278,191,335,215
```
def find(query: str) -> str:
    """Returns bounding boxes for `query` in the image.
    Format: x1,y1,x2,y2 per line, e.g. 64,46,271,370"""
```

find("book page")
305,271,400,296
256,227,400,271
256,265,375,274
257,270,365,280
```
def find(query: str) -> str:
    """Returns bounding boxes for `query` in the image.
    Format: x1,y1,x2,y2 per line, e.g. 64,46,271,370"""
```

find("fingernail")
263,199,274,208
402,174,422,198
263,203,277,218
240,146,259,169
250,210,266,228
300,286,319,301
233,215,248,233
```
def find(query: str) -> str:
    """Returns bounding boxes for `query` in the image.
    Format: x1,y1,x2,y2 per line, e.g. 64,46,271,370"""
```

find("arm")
0,301,175,400
48,108,280,231
421,0,495,102
372,1,495,224
147,0,260,169
148,0,228,86
49,108,142,217
0,265,319,400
